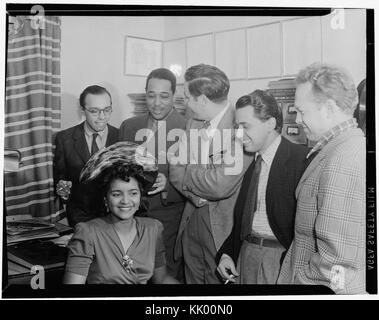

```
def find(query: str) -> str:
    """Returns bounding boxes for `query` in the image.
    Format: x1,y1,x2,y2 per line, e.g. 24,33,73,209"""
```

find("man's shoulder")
120,114,147,129
56,123,83,139
333,128,365,152
107,124,119,134
325,129,365,165
281,136,309,158
169,109,186,126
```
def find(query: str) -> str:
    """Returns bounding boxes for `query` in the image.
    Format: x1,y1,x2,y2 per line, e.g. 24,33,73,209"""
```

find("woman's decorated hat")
79,141,158,190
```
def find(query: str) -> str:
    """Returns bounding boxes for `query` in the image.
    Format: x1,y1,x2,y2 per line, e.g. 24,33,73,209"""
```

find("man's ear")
266,117,277,131
198,94,209,107
324,99,339,117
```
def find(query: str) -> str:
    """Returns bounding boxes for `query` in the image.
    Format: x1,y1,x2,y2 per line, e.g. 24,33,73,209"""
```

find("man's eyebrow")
147,90,170,94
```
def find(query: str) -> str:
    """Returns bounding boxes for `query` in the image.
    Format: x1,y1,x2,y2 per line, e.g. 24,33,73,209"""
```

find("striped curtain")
5,16,64,222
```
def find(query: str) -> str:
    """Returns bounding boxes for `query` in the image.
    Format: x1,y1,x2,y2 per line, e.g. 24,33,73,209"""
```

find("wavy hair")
184,64,229,103
296,62,358,115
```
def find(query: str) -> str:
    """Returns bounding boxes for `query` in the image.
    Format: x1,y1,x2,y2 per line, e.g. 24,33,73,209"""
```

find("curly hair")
296,62,358,115
100,163,149,215
145,68,177,94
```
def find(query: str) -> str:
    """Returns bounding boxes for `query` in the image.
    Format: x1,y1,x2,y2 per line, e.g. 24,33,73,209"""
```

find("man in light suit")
169,64,253,284
216,90,309,284
277,63,366,294
54,85,119,226
119,68,186,281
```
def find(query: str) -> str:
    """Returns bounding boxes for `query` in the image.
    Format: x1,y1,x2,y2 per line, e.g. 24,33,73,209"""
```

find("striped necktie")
91,133,99,155
199,120,211,141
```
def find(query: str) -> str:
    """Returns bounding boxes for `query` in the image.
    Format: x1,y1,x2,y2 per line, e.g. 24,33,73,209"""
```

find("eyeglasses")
84,106,113,116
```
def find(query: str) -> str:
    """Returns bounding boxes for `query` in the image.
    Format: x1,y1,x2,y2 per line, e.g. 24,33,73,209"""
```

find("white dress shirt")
194,103,229,164
251,134,282,240
84,121,108,153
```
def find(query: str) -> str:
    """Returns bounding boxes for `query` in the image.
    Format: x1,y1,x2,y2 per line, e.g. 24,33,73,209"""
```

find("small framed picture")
287,104,297,114
124,36,163,76
287,126,300,135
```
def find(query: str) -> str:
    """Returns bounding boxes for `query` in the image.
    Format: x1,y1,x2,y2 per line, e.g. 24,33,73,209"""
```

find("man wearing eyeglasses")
53,85,119,226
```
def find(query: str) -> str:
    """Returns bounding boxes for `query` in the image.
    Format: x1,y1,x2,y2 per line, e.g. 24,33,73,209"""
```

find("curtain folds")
5,16,63,222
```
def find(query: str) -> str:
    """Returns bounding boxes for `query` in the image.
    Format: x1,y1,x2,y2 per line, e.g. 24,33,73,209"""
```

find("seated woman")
63,142,179,284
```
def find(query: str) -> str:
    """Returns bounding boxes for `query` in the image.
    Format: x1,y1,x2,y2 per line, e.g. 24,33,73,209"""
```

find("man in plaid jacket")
277,63,366,294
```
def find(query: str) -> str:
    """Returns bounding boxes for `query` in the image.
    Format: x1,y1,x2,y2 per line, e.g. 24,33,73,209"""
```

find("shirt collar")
207,102,229,132
147,108,174,130
84,121,108,141
306,117,358,159
257,134,281,166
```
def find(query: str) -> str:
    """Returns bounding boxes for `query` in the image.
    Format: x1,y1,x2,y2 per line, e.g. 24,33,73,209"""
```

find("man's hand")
217,254,239,283
148,173,167,195
56,180,72,200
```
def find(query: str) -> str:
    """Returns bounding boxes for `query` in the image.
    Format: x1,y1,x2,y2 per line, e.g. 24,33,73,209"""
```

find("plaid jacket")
277,127,366,294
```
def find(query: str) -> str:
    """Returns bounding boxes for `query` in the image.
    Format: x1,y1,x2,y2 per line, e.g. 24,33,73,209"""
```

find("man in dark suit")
216,90,309,284
119,68,186,281
53,85,119,227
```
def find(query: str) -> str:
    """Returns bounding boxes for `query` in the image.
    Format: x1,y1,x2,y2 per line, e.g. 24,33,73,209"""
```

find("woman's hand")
56,180,72,200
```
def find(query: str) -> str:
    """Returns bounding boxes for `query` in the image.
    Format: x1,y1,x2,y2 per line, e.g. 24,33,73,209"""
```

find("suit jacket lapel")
105,124,117,147
240,156,258,239
209,106,235,154
295,137,335,197
165,109,182,132
267,138,290,190
73,122,91,164
296,128,363,197
266,138,291,214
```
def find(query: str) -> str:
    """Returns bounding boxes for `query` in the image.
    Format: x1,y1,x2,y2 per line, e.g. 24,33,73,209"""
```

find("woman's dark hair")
100,163,149,215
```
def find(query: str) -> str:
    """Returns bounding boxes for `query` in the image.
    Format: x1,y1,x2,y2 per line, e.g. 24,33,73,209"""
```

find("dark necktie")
91,133,99,155
241,154,263,239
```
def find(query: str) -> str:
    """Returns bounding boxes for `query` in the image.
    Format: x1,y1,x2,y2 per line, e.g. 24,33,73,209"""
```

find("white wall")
61,11,366,129
60,16,165,129
163,16,299,40
162,11,366,106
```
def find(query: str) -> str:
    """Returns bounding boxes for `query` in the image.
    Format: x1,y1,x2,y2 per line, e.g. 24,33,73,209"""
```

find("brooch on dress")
122,255,134,272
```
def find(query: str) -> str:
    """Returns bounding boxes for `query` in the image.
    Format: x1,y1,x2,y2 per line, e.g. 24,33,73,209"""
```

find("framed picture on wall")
287,104,297,114
286,125,300,135
124,36,163,76
282,124,307,145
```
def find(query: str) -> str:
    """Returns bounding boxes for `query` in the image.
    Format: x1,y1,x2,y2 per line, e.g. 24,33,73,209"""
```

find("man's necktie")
199,120,211,141
241,154,263,239
91,133,99,155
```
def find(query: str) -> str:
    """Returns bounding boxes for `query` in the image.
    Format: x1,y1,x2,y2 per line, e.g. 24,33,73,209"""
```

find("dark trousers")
147,203,185,282
182,205,222,284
